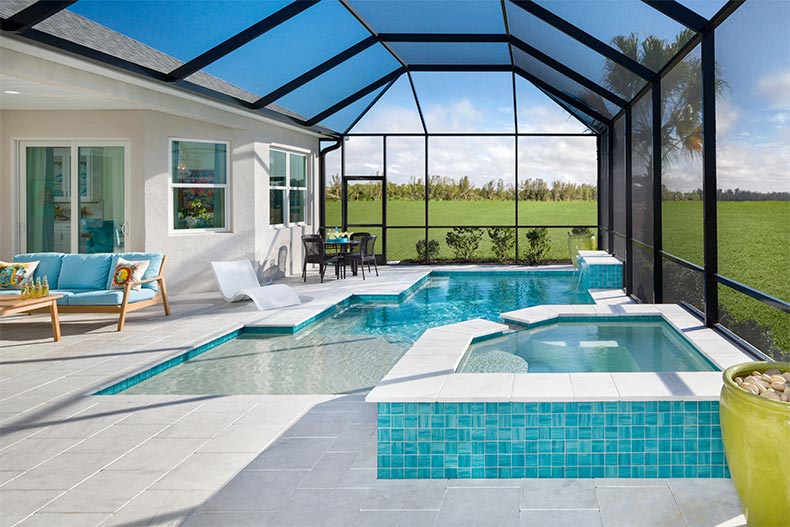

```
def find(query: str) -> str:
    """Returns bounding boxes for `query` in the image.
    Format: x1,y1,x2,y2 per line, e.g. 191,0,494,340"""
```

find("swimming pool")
119,271,592,395
458,316,718,373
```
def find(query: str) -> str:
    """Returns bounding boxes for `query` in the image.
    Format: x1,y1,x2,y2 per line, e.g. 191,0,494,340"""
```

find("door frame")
16,139,131,254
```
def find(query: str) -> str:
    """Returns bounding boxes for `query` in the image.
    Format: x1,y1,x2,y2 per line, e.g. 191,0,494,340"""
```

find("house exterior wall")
0,45,322,294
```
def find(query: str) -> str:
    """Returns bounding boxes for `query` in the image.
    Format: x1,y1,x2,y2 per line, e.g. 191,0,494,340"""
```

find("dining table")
324,239,360,279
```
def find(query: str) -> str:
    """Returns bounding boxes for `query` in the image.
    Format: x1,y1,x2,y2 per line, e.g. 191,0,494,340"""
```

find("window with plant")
270,148,308,226
171,139,228,231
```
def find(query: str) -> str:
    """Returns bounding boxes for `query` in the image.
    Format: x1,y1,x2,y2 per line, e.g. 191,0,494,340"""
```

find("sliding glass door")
21,142,127,254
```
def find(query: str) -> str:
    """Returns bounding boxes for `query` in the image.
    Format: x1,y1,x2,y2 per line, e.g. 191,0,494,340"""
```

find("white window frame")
269,147,309,228
168,137,231,234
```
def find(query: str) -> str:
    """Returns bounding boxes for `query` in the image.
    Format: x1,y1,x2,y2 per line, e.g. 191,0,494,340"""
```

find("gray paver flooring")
178,398,748,527
1,268,748,527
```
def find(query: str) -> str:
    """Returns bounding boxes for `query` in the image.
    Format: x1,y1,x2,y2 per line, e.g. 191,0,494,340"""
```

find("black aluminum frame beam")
624,105,634,295
509,0,655,81
343,75,399,134
510,36,627,108
168,0,319,81
306,68,405,126
253,36,378,109
701,30,718,326
409,64,513,72
380,33,508,43
541,90,605,132
651,81,663,302
1,0,76,32
642,0,708,33
515,67,612,126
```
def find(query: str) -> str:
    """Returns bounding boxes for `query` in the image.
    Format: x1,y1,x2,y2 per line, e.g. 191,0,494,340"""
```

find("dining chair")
301,234,338,283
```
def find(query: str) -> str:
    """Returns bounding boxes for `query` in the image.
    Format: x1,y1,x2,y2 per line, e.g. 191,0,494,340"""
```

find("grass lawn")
326,199,789,357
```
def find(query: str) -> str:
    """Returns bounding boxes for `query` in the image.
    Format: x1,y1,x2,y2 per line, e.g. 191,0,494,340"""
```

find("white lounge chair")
211,260,301,311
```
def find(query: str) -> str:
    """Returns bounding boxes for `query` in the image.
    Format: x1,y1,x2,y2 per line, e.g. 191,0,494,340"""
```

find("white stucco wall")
0,43,324,294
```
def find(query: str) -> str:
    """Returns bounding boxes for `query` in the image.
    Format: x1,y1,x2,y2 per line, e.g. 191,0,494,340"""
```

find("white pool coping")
366,295,754,403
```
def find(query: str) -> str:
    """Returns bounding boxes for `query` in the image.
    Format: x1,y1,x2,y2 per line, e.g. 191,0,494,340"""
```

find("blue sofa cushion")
67,289,155,306
58,254,113,290
14,253,65,285
108,253,164,291
0,289,77,305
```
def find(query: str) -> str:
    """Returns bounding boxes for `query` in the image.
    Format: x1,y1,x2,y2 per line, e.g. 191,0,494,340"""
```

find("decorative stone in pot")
720,361,790,526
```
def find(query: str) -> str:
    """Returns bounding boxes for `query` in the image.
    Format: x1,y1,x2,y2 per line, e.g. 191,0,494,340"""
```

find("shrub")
416,239,440,261
523,228,551,265
570,226,592,235
445,227,484,261
487,228,515,262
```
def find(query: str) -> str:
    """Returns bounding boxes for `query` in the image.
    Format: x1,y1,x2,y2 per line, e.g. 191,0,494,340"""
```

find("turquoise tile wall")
376,401,728,479
579,257,623,289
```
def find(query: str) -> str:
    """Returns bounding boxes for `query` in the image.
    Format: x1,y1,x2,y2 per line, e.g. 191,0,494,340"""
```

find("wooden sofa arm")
117,255,170,331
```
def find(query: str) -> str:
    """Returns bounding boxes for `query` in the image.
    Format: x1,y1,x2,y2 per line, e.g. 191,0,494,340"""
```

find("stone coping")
577,250,621,265
366,302,753,404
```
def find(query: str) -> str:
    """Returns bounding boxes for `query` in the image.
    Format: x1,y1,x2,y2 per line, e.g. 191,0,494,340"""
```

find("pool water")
459,317,717,373
122,272,592,395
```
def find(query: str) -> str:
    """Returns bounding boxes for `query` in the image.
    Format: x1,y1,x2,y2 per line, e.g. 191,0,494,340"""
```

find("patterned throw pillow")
0,261,39,289
110,257,150,291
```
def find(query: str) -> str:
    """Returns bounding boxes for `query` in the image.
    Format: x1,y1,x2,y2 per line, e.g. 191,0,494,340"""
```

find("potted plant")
568,227,595,267
719,361,790,527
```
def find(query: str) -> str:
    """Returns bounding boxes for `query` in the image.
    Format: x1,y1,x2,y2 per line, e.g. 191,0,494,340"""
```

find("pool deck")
0,265,747,526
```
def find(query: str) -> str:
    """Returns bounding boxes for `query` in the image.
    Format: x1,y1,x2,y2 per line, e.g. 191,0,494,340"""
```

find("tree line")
662,185,790,202
326,174,597,202
327,175,788,203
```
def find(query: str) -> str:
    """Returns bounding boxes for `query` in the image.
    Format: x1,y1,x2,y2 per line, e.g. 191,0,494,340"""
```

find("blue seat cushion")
67,289,155,306
14,253,65,285
0,289,75,305
107,253,164,291
58,254,113,290
49,289,79,305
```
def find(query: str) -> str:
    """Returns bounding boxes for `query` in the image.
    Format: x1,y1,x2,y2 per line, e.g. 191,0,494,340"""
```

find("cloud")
518,104,589,134
755,70,790,108
339,98,596,186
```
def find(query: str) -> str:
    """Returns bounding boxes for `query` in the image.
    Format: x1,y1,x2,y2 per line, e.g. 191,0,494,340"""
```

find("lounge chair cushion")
14,253,64,285
58,254,113,290
66,289,156,306
108,253,164,291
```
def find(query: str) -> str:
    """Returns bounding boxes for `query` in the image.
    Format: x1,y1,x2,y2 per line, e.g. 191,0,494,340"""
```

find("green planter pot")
720,362,790,527
568,233,595,267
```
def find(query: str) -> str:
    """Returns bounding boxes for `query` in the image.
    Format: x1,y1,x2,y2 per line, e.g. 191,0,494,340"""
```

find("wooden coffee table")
0,295,64,342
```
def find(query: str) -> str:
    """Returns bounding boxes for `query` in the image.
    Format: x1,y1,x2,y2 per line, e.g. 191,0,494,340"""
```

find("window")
170,139,229,231
270,148,308,226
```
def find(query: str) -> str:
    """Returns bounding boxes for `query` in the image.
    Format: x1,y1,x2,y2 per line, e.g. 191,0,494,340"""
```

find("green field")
327,198,789,358
329,199,597,261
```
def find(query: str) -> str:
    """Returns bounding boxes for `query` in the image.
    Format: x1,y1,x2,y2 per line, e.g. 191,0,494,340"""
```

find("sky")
65,0,788,193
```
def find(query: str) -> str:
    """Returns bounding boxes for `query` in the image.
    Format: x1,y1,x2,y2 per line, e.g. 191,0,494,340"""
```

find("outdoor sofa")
1,252,169,331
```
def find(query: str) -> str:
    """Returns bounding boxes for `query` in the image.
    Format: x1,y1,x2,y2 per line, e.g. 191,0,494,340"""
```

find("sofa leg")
117,306,128,331
158,278,171,316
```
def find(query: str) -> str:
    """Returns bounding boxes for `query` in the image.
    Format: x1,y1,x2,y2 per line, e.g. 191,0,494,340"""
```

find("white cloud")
755,70,790,108
518,104,589,134
340,98,596,186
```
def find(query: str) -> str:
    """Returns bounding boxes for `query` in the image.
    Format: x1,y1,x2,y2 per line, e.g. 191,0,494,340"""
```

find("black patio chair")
350,232,370,241
347,235,378,280
301,234,338,283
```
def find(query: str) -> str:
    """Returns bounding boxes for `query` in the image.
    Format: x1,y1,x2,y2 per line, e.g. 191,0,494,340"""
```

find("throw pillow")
0,261,39,289
110,257,150,291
